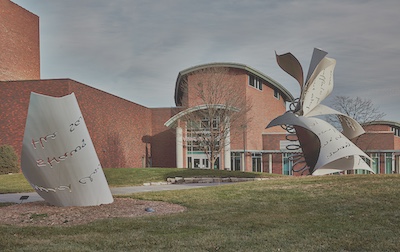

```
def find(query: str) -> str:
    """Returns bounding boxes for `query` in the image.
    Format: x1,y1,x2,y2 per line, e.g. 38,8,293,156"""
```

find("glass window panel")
386,153,393,174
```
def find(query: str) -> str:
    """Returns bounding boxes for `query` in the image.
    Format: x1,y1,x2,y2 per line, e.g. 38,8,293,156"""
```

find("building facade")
165,63,293,172
0,0,40,81
1,1,399,174
354,121,400,174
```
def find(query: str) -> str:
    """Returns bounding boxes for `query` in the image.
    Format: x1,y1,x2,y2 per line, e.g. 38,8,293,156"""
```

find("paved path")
0,182,230,204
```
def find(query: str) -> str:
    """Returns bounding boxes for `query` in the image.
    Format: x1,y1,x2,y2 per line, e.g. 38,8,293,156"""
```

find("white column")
241,153,245,172
392,153,395,173
269,154,272,173
224,129,231,170
176,126,183,168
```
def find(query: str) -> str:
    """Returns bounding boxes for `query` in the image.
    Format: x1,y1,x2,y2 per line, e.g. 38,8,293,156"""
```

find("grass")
1,171,400,251
0,173,33,193
0,168,277,193
103,167,278,187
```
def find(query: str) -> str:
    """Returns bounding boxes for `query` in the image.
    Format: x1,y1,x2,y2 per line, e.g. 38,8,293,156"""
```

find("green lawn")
0,168,277,193
1,171,400,251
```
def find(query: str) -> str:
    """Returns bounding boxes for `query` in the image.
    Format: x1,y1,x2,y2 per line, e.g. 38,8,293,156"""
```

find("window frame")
248,75,263,91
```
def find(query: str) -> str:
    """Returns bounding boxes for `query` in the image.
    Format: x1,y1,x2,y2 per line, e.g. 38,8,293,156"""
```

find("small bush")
0,145,19,174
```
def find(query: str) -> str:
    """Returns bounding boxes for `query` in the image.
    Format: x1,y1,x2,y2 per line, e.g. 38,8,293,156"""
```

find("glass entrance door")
188,154,210,169
189,154,220,169
192,156,209,169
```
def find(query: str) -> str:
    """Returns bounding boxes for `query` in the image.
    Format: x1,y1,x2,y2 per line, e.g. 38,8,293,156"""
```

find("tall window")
391,127,400,137
282,153,293,175
252,153,262,172
186,117,221,169
248,75,262,90
198,116,220,130
385,153,393,174
371,153,379,174
231,152,241,171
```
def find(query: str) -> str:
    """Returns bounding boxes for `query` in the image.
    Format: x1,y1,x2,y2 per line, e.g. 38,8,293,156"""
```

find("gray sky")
13,0,400,121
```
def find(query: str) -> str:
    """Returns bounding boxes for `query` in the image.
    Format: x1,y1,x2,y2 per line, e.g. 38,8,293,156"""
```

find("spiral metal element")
281,98,310,175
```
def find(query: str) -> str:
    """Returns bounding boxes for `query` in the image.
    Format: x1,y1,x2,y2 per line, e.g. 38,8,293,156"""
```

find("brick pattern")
0,80,70,158
0,79,155,168
0,0,40,81
150,107,179,167
355,132,394,150
68,80,153,168
177,67,289,172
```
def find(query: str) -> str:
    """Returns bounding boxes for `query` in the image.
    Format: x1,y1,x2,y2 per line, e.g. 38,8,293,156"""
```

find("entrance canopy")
164,104,239,128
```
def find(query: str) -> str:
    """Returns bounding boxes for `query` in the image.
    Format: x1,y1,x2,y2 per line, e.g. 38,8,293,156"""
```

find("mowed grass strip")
1,174,400,251
0,168,277,193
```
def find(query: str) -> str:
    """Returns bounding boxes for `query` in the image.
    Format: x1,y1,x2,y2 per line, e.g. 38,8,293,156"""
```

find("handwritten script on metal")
21,93,113,206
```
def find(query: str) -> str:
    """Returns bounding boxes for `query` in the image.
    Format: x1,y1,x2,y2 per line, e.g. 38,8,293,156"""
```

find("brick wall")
0,0,40,81
262,133,287,150
68,80,152,168
0,80,70,157
245,79,287,151
356,132,394,150
394,136,400,150
0,79,154,168
150,107,179,167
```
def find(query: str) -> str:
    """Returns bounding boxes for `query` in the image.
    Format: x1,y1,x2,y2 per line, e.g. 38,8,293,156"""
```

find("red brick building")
1,0,399,174
0,1,174,169
354,121,400,174
165,63,293,172
0,0,40,81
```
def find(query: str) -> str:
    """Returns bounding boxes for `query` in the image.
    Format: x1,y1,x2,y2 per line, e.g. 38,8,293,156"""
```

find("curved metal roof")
174,62,294,106
363,120,400,128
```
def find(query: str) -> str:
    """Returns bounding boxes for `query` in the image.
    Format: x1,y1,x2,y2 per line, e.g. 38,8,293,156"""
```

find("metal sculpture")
21,93,114,206
267,48,374,175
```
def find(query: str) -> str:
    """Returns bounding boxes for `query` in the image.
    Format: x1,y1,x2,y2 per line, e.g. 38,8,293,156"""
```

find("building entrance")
188,153,219,169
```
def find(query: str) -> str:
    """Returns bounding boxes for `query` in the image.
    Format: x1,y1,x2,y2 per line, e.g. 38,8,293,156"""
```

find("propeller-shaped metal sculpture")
267,48,373,175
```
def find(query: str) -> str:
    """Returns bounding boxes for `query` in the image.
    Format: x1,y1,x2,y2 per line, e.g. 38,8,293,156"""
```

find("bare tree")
180,67,252,170
327,96,386,130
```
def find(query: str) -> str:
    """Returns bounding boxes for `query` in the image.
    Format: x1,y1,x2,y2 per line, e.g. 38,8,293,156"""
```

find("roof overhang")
363,120,400,128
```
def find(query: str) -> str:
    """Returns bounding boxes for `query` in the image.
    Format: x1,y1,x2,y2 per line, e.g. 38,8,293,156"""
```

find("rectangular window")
371,153,379,174
248,75,262,90
212,117,220,129
385,153,393,174
231,152,241,171
252,153,262,172
282,153,293,175
392,127,400,137
200,118,210,129
249,75,255,87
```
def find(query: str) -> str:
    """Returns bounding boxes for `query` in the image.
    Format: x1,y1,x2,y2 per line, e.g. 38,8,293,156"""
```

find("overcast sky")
12,0,400,121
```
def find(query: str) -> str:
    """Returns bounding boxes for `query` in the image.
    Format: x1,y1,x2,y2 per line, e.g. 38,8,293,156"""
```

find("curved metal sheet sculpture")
21,92,114,206
267,48,374,175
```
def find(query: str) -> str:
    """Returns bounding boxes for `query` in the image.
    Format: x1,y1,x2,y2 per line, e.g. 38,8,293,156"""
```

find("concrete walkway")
0,182,230,204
